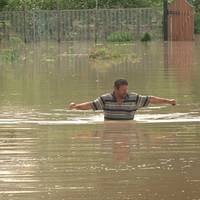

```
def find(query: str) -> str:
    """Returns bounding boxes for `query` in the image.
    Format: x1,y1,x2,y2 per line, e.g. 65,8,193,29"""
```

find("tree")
0,0,8,11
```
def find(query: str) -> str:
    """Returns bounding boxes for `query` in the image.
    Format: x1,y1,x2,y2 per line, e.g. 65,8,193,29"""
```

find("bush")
195,12,200,34
107,31,133,42
141,32,152,42
0,49,19,63
89,46,120,59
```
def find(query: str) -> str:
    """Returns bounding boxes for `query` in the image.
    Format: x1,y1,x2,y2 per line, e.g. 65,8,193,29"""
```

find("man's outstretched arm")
69,102,93,110
149,96,176,106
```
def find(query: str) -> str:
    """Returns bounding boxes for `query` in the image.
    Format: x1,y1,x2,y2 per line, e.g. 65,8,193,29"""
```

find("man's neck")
113,91,125,101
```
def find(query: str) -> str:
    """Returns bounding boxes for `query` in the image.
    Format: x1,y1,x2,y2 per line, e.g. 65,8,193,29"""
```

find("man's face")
114,85,128,98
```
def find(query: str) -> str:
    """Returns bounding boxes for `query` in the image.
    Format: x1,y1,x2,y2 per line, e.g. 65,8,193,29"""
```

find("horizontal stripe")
104,99,137,103
105,114,134,118
124,100,137,103
104,108,136,112
91,92,149,120
105,117,134,120
105,103,136,107
104,112,135,117
104,99,117,102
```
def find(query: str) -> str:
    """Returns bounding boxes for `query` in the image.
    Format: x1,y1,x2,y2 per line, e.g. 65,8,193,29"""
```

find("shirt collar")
111,91,129,100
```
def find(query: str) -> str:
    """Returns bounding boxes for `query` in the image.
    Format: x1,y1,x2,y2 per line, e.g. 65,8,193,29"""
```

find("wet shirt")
90,92,151,120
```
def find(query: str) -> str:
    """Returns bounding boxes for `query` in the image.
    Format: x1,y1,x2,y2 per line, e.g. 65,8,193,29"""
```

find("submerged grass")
89,44,138,60
89,43,141,71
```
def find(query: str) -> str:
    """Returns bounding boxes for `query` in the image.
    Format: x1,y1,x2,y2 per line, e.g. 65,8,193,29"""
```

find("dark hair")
114,79,128,89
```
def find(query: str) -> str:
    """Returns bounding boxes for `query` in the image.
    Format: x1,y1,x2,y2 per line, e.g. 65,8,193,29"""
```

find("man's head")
114,79,128,98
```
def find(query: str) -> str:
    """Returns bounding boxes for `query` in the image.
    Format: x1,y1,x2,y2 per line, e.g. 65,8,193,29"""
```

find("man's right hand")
69,102,93,110
69,102,76,109
169,99,176,106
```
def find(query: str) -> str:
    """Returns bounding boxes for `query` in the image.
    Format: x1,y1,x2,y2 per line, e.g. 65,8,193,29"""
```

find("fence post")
136,9,140,39
57,3,61,43
2,21,7,40
23,5,27,43
94,0,98,44
163,0,168,41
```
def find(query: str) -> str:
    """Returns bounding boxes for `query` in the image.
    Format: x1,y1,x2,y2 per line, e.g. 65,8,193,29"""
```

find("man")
69,79,176,120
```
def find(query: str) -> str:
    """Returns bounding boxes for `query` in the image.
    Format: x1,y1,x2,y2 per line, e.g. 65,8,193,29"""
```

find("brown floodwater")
0,39,200,200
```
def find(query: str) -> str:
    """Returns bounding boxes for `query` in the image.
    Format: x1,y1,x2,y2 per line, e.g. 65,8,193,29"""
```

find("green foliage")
107,32,133,43
89,44,138,63
0,36,24,63
141,32,152,42
195,12,200,34
0,0,8,11
188,0,200,12
188,0,200,34
1,0,58,10
9,36,24,47
89,46,120,59
1,0,200,35
0,0,199,11
1,0,163,11
0,49,19,63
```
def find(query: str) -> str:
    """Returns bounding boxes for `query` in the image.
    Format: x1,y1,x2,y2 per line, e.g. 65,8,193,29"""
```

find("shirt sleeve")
90,96,105,111
136,95,151,108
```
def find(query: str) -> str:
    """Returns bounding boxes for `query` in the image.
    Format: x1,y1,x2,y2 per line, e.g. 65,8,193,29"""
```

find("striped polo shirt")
90,92,151,120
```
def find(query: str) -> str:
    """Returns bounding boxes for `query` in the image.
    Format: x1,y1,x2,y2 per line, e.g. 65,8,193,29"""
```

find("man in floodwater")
69,79,176,120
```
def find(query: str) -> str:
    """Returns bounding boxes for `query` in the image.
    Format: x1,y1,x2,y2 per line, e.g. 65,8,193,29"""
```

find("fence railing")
0,8,163,42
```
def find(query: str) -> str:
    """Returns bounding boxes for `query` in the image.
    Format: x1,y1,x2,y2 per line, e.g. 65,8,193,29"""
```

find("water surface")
0,39,200,200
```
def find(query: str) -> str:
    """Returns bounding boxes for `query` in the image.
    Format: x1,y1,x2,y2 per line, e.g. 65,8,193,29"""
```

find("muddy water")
0,39,200,200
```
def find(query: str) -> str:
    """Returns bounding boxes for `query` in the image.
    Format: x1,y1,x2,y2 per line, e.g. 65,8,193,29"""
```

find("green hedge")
107,32,133,43
195,12,200,34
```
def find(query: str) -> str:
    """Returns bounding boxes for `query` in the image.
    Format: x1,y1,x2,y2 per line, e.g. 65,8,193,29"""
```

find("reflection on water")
164,41,195,83
0,40,200,199
0,122,200,199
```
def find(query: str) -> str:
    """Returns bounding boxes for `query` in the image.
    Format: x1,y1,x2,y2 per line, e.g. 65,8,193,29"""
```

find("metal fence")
0,8,163,42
